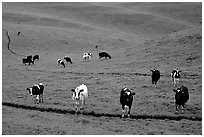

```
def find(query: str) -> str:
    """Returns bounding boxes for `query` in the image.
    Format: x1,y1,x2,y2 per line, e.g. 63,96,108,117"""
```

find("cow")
57,59,65,68
22,57,34,65
173,86,189,114
33,55,39,62
64,56,72,64
26,83,44,103
99,52,111,59
171,69,181,86
71,84,88,114
120,87,135,118
150,69,160,87
17,31,21,36
83,52,93,62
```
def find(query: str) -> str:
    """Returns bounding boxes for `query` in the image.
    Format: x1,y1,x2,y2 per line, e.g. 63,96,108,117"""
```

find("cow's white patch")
35,84,40,90
126,91,131,95
29,88,33,96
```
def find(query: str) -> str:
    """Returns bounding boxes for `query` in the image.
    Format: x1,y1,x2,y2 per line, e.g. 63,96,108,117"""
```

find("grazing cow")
99,52,111,59
64,56,72,64
17,31,21,35
83,52,93,62
173,86,189,114
27,83,44,103
71,84,88,114
171,69,181,86
120,87,135,118
22,57,34,65
33,55,39,62
150,69,160,87
57,59,65,68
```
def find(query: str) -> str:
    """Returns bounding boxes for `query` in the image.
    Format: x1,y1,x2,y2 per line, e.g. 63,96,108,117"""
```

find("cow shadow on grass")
2,102,201,121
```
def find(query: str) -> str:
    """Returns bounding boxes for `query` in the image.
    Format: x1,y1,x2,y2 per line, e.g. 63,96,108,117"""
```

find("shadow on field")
2,102,201,121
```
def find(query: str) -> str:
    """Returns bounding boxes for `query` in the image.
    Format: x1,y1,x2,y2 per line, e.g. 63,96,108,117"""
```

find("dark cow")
99,52,111,59
57,59,65,68
22,57,34,65
150,69,160,87
33,55,39,62
120,87,135,118
17,31,21,35
173,86,189,114
171,69,181,86
64,56,72,64
27,83,44,103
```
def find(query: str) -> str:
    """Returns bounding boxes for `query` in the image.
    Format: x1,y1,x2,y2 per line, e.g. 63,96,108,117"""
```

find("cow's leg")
154,82,157,87
41,94,44,103
39,94,41,103
33,96,37,103
175,104,179,114
39,94,43,103
80,99,85,114
121,105,125,118
36,95,40,103
127,106,131,118
176,78,179,86
181,104,185,113
75,101,79,115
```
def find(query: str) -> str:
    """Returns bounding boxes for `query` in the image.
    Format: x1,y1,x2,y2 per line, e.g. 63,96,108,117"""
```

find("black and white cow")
57,59,65,68
22,55,34,65
120,87,135,118
33,55,39,62
173,86,189,114
71,84,88,114
83,52,93,62
17,31,21,36
99,52,111,59
150,69,160,87
27,83,44,103
64,56,72,64
171,69,181,86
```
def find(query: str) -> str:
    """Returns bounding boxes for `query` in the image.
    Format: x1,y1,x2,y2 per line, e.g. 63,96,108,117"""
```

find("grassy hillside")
2,2,202,135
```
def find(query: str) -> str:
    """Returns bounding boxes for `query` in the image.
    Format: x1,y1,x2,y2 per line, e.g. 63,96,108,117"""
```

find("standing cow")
173,86,189,114
171,69,181,86
83,52,93,62
22,57,34,65
99,52,111,59
71,84,88,114
64,56,73,64
150,69,160,87
57,59,65,68
22,55,34,65
33,55,40,62
27,83,44,103
120,87,135,118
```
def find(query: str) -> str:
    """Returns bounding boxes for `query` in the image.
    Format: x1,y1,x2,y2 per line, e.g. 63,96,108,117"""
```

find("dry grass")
2,2,202,135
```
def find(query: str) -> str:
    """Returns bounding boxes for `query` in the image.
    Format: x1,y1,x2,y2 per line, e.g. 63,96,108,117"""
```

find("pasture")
2,2,202,134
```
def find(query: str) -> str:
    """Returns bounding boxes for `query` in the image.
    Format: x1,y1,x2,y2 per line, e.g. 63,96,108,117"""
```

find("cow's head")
72,88,84,100
150,69,155,72
27,87,33,96
176,70,181,76
89,53,93,57
150,69,156,74
122,87,135,101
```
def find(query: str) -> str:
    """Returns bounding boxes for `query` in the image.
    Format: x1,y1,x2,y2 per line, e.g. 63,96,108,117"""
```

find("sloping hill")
2,2,202,135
